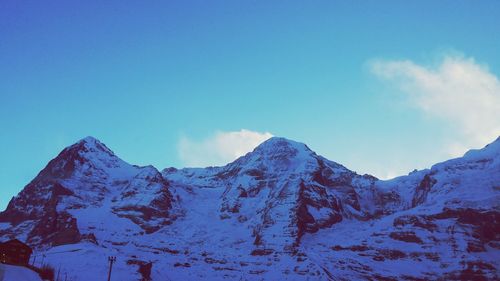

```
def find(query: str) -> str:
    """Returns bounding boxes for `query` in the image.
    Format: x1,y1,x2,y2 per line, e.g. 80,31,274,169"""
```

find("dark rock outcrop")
411,173,437,207
389,231,423,244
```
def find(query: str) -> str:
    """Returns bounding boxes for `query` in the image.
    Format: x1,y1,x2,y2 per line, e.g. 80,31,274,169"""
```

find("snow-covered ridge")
0,136,499,280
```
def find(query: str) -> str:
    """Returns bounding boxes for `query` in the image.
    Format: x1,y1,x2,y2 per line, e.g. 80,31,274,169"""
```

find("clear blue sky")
1,1,500,210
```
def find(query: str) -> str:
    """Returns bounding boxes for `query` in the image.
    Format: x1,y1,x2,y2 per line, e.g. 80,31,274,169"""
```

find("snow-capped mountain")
0,136,498,280
0,137,175,246
165,138,373,254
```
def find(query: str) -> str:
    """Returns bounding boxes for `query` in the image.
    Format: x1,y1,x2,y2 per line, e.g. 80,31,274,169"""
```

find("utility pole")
107,256,116,281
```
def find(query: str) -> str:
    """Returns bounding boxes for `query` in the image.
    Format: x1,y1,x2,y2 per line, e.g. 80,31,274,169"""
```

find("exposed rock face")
411,173,437,207
296,181,343,242
389,231,423,244
127,259,153,281
112,166,174,234
0,136,499,281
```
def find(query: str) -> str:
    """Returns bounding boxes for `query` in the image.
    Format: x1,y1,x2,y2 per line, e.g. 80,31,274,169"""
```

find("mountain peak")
254,137,312,153
225,136,317,171
70,136,114,157
78,136,100,145
34,137,127,181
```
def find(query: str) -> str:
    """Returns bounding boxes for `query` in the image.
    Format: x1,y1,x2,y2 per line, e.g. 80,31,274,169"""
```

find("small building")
0,239,33,266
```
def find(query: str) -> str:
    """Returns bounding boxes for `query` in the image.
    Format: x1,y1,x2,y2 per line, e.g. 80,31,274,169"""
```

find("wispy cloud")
178,129,273,167
371,53,500,156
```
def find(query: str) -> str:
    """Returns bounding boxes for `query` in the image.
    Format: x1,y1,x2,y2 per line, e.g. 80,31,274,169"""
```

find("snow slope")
1,136,499,280
0,264,42,281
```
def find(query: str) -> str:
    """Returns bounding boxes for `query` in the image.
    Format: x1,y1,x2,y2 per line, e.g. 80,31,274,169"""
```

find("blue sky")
1,1,500,210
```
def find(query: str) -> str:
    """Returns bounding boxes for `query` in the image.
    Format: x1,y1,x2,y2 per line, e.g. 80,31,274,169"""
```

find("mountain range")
1,136,499,280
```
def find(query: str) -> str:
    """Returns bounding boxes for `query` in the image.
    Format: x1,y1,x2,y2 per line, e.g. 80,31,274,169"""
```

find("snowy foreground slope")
0,264,43,281
0,136,499,280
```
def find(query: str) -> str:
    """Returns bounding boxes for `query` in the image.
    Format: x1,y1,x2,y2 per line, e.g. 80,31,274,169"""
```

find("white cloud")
178,129,273,167
371,54,500,156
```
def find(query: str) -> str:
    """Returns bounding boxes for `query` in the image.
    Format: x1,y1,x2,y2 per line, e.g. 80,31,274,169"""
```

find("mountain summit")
250,137,313,157
35,136,129,182
1,136,499,280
